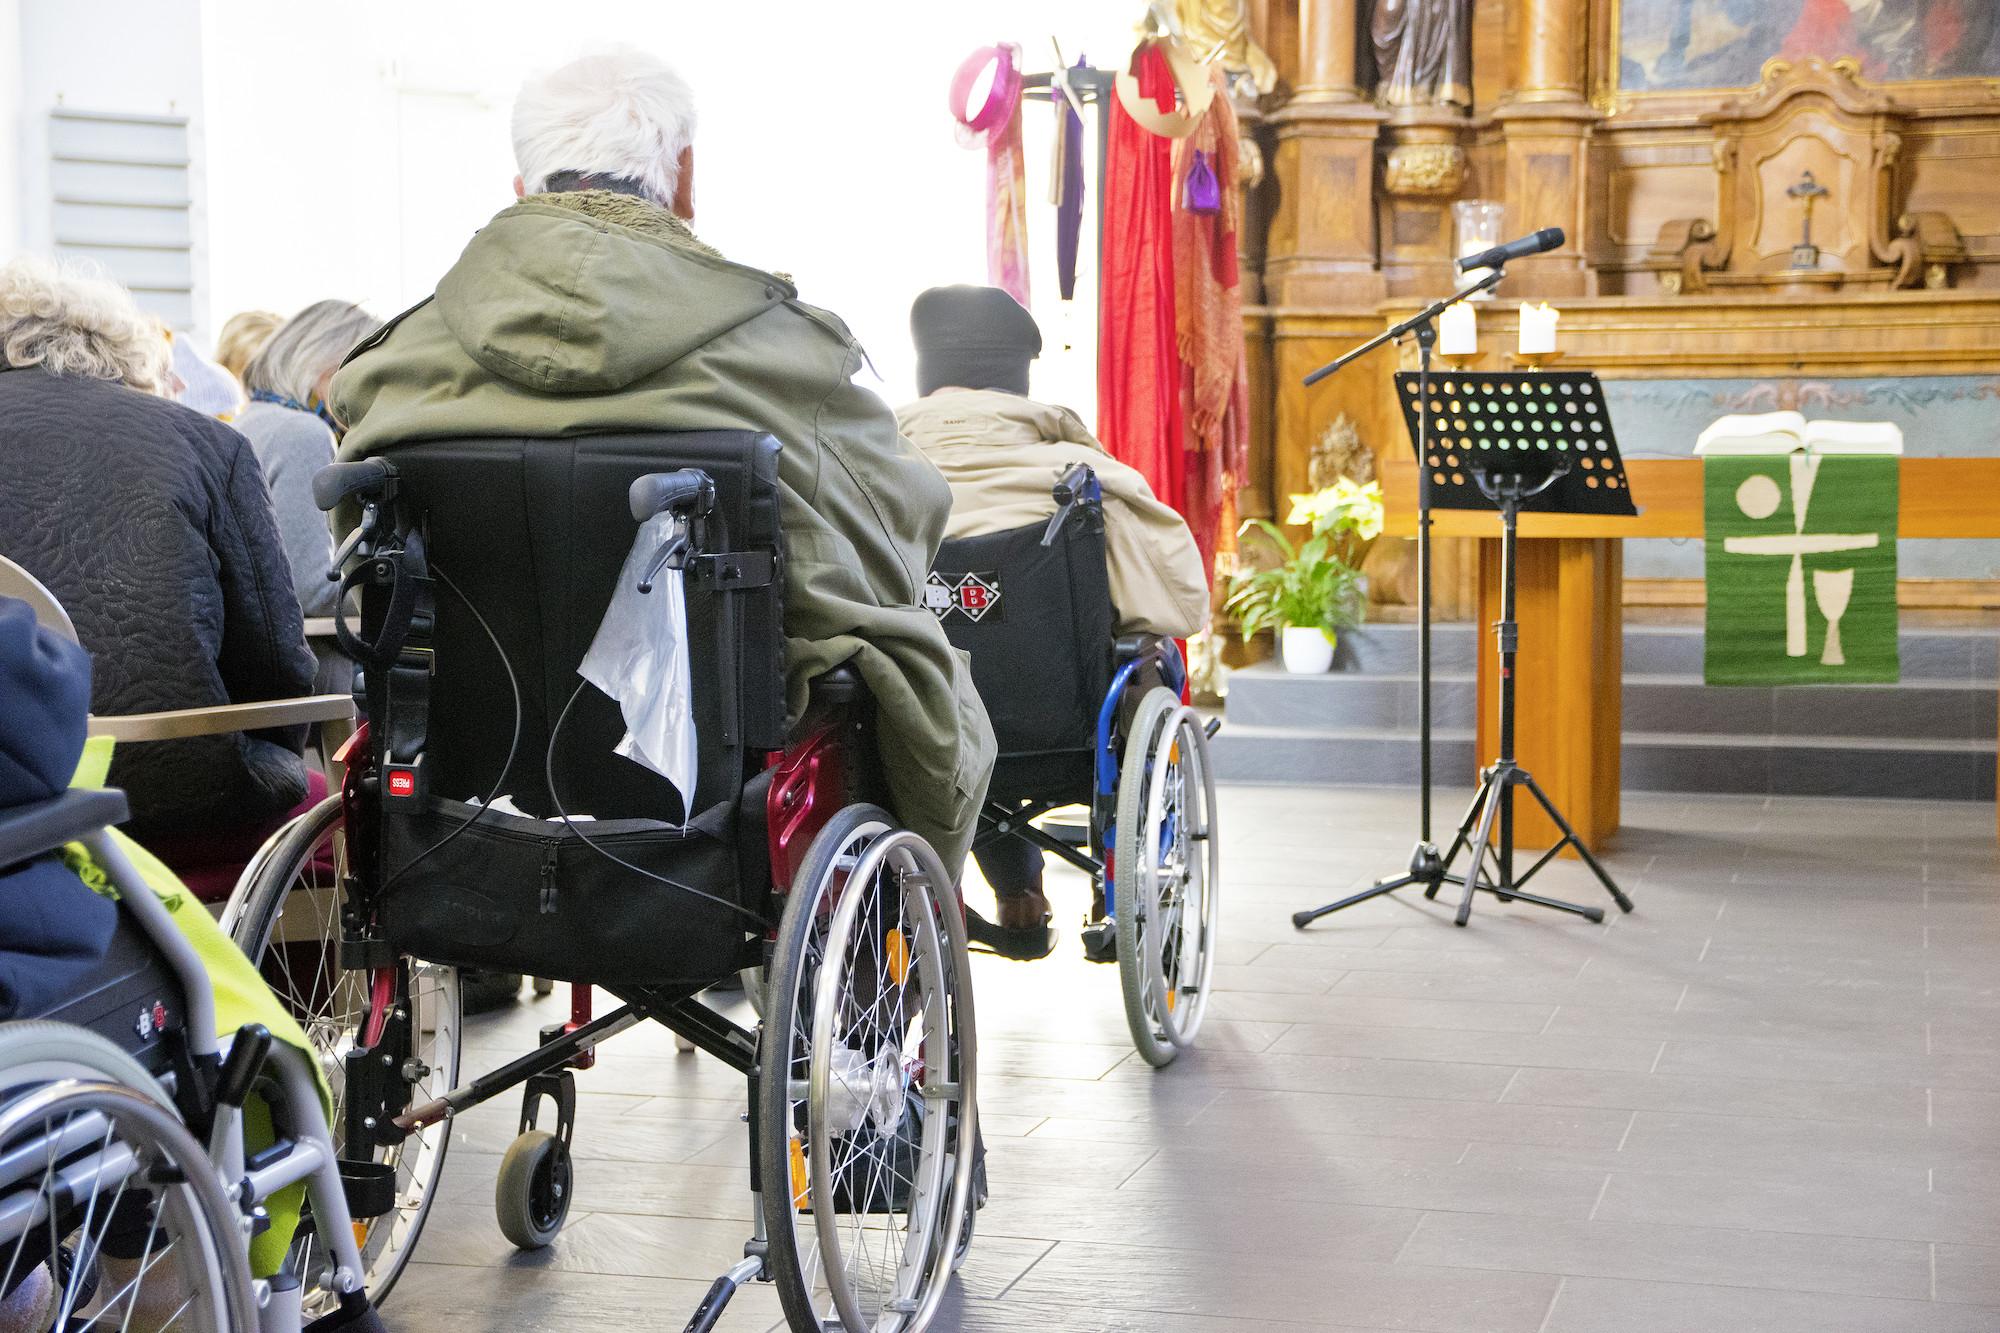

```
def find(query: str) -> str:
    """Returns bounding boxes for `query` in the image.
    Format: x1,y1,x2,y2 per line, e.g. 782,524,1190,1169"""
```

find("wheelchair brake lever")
326,499,379,580
1040,501,1076,547
637,520,693,594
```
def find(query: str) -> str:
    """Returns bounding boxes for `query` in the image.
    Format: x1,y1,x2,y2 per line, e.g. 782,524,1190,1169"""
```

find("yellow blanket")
67,737,330,1277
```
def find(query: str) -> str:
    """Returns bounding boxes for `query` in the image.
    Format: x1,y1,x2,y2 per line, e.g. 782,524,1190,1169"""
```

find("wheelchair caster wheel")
532,976,556,997
496,1129,573,1249
1079,921,1118,964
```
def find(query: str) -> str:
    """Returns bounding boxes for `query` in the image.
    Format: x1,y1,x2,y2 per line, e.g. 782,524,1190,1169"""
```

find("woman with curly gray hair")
0,256,318,866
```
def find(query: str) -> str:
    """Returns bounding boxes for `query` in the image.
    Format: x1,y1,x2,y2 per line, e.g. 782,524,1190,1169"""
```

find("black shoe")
461,970,523,1015
963,907,1057,962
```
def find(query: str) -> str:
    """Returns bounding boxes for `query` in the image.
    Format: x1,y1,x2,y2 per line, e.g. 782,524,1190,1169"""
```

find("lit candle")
1518,302,1559,356
1439,302,1477,356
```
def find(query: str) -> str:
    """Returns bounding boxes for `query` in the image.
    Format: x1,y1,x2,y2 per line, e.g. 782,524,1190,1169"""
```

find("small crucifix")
1787,170,1828,268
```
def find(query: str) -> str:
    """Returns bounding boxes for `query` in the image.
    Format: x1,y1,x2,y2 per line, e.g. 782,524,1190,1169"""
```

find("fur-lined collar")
526,189,724,260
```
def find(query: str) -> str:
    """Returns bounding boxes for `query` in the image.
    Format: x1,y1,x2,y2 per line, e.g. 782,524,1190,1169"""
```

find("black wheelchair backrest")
374,431,784,823
931,499,1115,767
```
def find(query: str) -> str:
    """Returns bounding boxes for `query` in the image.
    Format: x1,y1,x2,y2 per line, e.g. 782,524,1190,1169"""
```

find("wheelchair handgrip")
629,469,717,523
1052,463,1097,505
313,459,397,513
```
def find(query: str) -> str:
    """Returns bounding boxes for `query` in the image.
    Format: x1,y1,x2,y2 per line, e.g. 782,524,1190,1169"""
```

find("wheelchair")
0,784,380,1332
222,431,979,1333
929,464,1221,1067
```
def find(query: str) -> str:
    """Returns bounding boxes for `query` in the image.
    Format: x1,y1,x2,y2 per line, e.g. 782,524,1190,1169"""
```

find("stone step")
1336,619,1998,681
1208,723,1477,787
1619,622,2000,681
1226,664,1997,741
1208,722,1996,801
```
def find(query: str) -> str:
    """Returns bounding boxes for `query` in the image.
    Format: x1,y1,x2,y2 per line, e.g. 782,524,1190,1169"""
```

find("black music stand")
1299,370,1638,927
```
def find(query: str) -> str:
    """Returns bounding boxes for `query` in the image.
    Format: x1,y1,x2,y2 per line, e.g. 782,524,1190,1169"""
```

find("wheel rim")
0,1080,253,1332
530,1144,570,1234
236,807,458,1309
1132,707,1218,1049
774,819,975,1333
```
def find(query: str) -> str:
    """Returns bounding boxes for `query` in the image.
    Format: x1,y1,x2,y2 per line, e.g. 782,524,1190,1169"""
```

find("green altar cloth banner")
1704,455,1899,685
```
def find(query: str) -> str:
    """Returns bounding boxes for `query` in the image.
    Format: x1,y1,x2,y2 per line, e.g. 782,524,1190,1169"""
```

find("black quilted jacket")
0,367,317,840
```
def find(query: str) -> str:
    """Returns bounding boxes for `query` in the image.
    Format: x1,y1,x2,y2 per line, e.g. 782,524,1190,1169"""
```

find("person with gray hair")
333,47,995,876
237,300,379,617
0,256,318,852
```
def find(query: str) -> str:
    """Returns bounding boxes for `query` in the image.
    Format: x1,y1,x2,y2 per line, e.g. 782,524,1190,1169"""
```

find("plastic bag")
577,511,698,812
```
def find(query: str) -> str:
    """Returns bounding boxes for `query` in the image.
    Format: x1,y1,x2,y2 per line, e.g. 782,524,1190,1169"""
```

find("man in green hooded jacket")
329,50,994,871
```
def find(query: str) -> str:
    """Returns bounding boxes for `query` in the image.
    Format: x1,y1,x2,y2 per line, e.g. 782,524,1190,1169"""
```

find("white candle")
1518,302,1559,356
1439,302,1478,356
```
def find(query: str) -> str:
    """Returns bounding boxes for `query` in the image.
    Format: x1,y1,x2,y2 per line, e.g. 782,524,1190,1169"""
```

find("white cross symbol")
1721,454,1876,661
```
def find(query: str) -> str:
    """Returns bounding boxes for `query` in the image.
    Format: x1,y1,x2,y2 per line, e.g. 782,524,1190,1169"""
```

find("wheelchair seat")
930,505,1115,803
0,789,186,1076
351,431,789,988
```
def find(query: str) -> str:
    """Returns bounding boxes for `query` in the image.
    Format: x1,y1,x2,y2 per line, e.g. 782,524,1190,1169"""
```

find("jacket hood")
434,192,793,395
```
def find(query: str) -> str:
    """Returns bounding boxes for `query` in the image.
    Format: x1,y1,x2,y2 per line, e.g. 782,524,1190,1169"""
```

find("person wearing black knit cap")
897,285,1209,960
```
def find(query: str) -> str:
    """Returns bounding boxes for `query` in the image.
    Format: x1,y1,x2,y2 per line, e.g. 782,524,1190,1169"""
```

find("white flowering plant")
1225,479,1384,643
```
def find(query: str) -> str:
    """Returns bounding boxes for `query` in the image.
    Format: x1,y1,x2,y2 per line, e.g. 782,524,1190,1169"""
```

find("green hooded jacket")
329,190,994,871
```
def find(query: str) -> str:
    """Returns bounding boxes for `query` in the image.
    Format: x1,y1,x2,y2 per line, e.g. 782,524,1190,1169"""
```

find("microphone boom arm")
1301,265,1504,387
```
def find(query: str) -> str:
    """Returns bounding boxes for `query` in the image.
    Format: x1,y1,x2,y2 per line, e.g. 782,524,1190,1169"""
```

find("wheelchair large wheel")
221,794,460,1311
0,1021,259,1332
1115,688,1221,1067
760,805,978,1333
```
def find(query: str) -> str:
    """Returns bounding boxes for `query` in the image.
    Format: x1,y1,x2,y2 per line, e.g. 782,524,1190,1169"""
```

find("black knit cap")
911,285,1042,397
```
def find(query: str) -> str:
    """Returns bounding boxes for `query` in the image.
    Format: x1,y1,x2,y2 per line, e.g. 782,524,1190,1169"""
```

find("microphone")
1458,227,1565,273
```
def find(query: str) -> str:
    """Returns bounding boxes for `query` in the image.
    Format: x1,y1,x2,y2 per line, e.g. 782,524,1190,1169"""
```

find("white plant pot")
1280,626,1336,674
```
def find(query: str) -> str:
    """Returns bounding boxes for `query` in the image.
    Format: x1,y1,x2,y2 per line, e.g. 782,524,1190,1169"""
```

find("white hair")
511,48,698,205
241,300,379,407
0,255,169,393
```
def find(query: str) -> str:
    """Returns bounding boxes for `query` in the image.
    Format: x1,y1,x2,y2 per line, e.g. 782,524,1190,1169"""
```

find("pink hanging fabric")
950,44,1030,306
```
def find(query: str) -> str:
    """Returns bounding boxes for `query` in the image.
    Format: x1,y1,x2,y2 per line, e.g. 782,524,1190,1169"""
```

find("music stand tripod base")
1294,369,1637,930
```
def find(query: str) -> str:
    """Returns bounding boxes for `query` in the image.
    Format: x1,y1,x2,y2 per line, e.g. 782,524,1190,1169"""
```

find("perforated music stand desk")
1387,368,1637,926
1392,369,1638,521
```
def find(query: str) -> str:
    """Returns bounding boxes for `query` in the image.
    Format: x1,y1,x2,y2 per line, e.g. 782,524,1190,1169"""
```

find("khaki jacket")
895,390,1210,638
330,191,994,872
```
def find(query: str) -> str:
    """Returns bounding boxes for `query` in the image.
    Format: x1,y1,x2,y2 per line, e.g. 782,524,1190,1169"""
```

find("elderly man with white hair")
331,49,995,871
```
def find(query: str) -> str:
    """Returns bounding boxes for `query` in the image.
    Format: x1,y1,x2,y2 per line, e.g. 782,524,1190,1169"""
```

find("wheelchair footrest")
1079,921,1118,965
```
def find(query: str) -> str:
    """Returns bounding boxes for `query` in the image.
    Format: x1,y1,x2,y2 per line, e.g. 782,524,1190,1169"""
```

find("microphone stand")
1291,264,1504,929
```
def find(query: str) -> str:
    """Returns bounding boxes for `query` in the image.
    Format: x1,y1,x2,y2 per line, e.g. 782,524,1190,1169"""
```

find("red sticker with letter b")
925,571,1003,624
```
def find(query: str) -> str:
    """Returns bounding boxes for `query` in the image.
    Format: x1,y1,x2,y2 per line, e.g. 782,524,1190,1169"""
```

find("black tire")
759,805,979,1333
0,1022,259,1331
220,794,460,1310
1115,690,1221,1066
495,1129,573,1250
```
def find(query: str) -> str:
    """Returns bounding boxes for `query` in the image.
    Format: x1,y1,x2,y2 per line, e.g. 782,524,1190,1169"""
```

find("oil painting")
1620,0,2000,91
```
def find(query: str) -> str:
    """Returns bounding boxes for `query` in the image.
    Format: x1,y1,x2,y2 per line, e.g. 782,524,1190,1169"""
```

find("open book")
1694,411,1904,456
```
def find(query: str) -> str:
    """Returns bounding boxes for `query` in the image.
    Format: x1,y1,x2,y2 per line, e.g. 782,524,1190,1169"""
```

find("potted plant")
1226,478,1383,674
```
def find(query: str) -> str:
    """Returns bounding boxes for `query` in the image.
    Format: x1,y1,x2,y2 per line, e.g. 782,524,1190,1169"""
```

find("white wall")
9,0,208,330
202,0,1143,418
0,0,21,253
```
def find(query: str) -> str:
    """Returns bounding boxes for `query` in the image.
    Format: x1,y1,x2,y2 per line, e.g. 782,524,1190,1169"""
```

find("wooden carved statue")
1369,0,1472,110
1172,0,1279,96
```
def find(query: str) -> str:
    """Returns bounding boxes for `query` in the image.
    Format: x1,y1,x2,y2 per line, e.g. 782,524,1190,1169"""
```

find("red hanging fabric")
1097,44,1185,515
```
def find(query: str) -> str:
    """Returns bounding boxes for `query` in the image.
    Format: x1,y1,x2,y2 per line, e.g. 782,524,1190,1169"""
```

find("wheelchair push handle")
629,469,716,524
1042,463,1102,547
313,458,397,513
315,459,400,580
629,469,717,594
